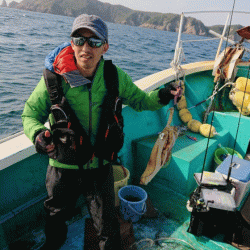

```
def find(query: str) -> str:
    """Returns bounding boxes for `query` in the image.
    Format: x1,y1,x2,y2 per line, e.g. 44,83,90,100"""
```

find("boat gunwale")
1,60,250,171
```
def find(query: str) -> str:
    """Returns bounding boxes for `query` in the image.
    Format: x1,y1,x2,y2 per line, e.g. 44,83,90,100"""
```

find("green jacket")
22,58,164,169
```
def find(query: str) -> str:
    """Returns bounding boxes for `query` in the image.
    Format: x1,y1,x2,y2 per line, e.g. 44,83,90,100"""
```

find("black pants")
44,164,120,249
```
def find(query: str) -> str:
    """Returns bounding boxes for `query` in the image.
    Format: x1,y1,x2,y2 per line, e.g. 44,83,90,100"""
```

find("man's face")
71,28,109,77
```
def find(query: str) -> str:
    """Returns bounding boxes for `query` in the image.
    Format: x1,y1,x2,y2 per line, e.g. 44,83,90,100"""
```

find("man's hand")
158,82,183,105
35,130,56,158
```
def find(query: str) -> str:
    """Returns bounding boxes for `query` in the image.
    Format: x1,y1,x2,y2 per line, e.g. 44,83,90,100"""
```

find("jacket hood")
45,42,91,87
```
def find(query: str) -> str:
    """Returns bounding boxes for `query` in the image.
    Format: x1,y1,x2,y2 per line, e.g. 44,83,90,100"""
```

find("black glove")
52,127,76,149
158,82,182,105
35,130,56,158
52,127,80,165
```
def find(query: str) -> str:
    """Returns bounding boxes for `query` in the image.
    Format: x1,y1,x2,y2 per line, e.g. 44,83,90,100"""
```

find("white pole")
209,30,250,53
209,30,236,45
215,13,230,59
173,13,184,65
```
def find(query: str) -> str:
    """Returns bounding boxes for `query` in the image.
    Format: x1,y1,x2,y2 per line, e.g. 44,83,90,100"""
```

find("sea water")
0,7,221,140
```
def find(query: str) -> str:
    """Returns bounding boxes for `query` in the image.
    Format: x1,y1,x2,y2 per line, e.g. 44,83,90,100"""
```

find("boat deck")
2,64,250,249
3,109,250,250
6,202,238,250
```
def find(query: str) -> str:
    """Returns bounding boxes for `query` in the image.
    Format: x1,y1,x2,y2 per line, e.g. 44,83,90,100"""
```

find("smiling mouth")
81,54,92,59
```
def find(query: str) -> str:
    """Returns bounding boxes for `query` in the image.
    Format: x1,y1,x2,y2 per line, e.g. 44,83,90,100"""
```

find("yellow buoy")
234,91,250,109
199,124,217,138
179,108,192,123
179,108,189,116
236,77,250,93
237,106,249,116
177,95,187,110
187,119,202,133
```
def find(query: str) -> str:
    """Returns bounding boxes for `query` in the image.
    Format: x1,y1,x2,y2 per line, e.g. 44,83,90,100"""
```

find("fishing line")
188,82,233,110
129,237,197,250
199,99,217,184
224,0,237,48
230,63,250,169
199,0,237,184
225,0,250,168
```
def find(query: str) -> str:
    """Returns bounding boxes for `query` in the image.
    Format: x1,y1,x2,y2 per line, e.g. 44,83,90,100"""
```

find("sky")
97,0,250,26
5,0,250,26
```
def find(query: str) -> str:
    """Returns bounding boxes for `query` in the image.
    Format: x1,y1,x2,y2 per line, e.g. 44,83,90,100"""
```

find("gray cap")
71,14,108,42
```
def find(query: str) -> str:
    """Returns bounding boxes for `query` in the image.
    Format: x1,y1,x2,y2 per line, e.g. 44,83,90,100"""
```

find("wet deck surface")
18,213,184,250
7,206,239,250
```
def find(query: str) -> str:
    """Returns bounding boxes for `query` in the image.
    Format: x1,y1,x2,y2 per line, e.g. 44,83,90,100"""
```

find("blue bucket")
118,185,147,222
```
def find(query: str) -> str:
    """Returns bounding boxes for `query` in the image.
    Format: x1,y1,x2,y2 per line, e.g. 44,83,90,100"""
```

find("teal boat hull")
1,64,250,249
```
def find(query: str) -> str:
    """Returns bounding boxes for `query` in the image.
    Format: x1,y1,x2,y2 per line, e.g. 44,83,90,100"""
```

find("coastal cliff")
2,0,243,39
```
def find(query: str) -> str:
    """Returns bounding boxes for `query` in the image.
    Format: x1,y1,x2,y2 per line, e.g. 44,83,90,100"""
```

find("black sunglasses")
72,36,105,48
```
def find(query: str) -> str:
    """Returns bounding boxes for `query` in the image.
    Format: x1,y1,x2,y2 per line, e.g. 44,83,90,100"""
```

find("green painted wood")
133,129,230,196
0,154,48,218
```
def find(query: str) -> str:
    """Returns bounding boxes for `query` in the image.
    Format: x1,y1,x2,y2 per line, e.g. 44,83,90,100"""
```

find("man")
22,14,180,249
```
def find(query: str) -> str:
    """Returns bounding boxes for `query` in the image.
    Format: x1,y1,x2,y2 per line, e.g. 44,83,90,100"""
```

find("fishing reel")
187,188,210,236
187,171,237,238
187,188,210,213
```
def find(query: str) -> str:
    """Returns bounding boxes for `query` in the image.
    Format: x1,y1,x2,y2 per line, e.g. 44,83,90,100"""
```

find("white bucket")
113,165,130,207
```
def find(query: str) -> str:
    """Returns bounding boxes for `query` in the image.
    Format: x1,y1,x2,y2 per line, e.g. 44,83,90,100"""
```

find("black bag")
44,69,93,166
43,60,124,166
95,60,124,162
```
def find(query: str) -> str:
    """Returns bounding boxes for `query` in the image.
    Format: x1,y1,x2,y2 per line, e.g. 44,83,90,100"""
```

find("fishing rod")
188,8,250,239
198,0,237,186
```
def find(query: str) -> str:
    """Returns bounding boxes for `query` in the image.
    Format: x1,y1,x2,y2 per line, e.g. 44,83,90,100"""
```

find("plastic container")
201,188,236,211
113,165,130,207
214,147,242,167
216,155,250,207
118,185,147,222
